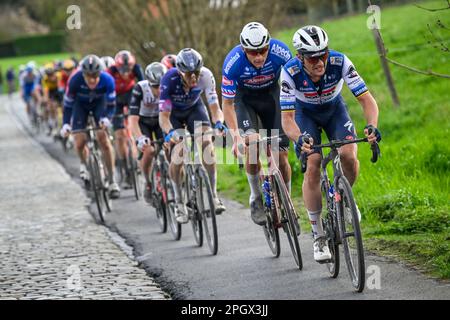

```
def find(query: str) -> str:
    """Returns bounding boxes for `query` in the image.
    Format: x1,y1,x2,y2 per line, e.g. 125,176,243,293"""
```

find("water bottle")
263,178,271,207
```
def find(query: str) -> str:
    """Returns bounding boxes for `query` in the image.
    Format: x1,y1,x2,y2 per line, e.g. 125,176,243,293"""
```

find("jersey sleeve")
129,84,143,116
134,64,145,82
221,50,240,100
201,67,219,106
105,74,116,106
342,55,368,98
158,75,173,112
63,74,78,125
279,67,297,112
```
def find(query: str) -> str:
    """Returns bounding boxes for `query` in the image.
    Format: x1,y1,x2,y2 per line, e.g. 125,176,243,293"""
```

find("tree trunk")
346,0,355,13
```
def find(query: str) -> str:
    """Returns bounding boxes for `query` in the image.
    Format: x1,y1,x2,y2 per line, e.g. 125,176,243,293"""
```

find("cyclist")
6,67,15,97
19,63,41,119
42,63,62,136
60,54,121,199
59,59,77,94
161,54,177,70
129,62,167,203
222,22,293,226
159,48,227,224
101,56,115,70
280,25,381,262
107,50,145,188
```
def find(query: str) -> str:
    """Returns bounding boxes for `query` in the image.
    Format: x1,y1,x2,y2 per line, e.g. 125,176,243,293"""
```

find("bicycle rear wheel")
164,166,182,241
151,163,167,233
186,165,203,247
273,172,302,269
336,176,365,292
197,167,217,255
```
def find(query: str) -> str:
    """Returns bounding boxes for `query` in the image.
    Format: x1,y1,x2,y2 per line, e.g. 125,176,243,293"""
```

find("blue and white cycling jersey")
159,67,218,112
63,70,116,125
221,39,292,99
280,50,368,112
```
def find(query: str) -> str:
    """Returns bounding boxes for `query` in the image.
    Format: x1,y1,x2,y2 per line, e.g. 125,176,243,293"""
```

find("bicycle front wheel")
127,140,141,201
151,163,167,233
196,167,217,255
89,154,105,223
186,165,203,247
321,180,339,278
336,176,365,293
273,172,302,269
164,168,182,241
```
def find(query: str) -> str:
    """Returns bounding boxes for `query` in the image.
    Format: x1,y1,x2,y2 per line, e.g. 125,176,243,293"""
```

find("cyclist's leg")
139,117,159,184
186,101,217,195
114,93,132,169
323,98,359,186
294,108,326,240
93,103,116,186
235,91,263,199
254,86,292,193
168,110,186,205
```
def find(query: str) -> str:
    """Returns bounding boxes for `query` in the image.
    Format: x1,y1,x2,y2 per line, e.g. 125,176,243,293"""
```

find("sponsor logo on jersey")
281,80,292,94
347,65,359,79
330,56,343,66
224,52,240,74
288,65,301,76
222,76,234,86
271,43,291,61
303,80,308,87
243,74,275,85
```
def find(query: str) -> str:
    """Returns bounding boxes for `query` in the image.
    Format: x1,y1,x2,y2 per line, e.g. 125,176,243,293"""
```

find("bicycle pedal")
317,259,332,265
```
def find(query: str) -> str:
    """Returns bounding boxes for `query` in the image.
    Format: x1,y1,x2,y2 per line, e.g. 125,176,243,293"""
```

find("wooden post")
369,1,400,107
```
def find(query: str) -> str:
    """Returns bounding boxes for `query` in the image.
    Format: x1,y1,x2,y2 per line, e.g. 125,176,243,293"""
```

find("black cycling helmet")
81,54,103,76
175,48,203,73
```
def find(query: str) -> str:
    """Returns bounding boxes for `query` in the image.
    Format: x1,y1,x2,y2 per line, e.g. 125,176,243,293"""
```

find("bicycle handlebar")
300,138,381,173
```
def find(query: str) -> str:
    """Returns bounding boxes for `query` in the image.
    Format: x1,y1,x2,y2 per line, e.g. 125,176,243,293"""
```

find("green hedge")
0,32,66,58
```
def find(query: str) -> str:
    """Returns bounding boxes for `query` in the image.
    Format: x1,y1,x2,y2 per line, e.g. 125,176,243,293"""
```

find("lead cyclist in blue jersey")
222,22,293,226
60,55,121,199
159,48,227,224
280,26,382,263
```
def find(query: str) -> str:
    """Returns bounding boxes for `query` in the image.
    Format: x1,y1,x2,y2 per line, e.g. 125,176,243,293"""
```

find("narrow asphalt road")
6,94,449,300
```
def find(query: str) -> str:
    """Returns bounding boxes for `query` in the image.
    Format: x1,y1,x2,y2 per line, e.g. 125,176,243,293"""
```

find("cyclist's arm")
158,74,174,134
103,73,116,119
63,77,77,125
280,68,301,142
201,67,223,124
129,84,144,139
222,98,239,139
357,91,379,128
342,55,379,128
159,111,172,134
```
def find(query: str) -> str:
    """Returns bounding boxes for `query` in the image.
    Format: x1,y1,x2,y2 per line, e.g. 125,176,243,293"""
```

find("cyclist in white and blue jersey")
280,26,382,262
222,22,293,226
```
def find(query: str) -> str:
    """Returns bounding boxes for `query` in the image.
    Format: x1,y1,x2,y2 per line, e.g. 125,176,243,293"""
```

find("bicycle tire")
151,162,167,233
263,177,280,258
164,168,182,241
197,167,217,255
186,165,203,247
321,180,340,278
89,154,105,223
100,155,112,213
127,140,141,201
273,172,303,269
336,176,365,292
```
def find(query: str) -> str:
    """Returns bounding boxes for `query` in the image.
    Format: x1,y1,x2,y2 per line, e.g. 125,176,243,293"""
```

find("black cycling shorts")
139,116,163,141
234,85,290,151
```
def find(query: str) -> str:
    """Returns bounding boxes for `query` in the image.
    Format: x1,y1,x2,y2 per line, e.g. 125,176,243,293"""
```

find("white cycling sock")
208,167,218,198
308,209,325,240
247,173,261,203
171,180,182,203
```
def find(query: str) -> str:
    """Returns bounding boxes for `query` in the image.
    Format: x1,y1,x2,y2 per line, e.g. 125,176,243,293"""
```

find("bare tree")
68,0,284,93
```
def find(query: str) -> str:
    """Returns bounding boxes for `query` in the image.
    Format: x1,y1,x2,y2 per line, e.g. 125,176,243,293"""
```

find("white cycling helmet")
101,56,115,69
145,62,167,86
293,25,329,56
240,22,271,50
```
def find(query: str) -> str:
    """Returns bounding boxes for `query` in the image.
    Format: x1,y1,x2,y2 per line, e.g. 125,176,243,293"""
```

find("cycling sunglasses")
244,46,270,57
83,72,100,80
182,70,201,79
303,50,329,64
